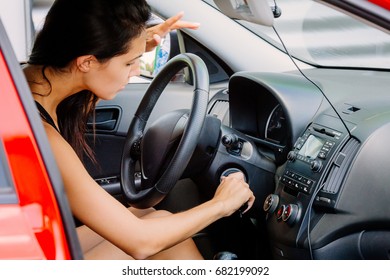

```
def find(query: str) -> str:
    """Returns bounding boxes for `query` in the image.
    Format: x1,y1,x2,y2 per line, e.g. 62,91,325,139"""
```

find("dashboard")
209,68,390,259
265,104,286,144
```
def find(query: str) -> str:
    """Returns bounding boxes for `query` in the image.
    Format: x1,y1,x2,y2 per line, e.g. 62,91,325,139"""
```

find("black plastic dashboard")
223,68,390,259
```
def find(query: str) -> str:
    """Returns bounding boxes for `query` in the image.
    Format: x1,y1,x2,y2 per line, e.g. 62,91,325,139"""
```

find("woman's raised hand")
146,12,200,52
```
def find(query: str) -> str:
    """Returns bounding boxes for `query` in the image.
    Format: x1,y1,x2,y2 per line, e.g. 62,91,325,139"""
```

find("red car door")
0,18,82,260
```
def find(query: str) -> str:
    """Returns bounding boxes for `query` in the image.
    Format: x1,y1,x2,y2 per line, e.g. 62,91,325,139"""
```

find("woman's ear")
76,55,97,72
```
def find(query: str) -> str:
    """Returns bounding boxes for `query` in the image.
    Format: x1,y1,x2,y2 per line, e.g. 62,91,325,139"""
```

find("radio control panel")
281,125,343,196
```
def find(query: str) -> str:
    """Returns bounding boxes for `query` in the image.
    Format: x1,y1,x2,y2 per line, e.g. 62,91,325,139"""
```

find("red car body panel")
0,50,71,259
369,0,390,10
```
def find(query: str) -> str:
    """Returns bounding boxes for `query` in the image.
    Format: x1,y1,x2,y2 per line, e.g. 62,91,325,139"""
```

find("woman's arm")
45,123,253,260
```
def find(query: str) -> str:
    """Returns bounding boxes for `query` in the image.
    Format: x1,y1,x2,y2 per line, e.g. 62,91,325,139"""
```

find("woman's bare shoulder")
42,122,76,162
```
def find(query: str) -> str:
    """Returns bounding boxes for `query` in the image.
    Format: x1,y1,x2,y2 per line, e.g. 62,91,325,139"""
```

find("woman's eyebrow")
129,54,143,62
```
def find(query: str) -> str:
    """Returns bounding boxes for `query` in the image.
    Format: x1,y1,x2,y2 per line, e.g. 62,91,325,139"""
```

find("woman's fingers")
164,12,200,31
171,19,200,30
226,171,245,180
241,193,255,214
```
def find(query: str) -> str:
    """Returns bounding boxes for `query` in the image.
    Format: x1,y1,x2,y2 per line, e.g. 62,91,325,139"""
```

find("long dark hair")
28,0,151,161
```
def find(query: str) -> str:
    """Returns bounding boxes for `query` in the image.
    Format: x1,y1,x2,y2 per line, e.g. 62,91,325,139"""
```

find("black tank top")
35,101,60,132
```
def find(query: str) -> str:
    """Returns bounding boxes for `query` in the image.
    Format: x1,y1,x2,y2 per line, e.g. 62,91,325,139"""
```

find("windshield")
204,0,390,70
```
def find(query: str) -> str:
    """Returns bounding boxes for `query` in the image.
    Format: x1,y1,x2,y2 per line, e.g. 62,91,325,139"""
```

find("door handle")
87,107,120,131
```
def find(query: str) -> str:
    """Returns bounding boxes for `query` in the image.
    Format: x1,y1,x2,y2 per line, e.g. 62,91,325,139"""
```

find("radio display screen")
298,135,325,159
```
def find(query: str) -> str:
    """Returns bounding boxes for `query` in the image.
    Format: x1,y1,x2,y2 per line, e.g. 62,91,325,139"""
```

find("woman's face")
85,31,146,100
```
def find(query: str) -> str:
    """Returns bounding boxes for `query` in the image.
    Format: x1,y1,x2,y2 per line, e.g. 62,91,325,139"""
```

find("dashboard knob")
221,134,239,149
287,151,297,161
220,168,247,182
263,194,279,214
310,159,323,172
276,205,285,220
282,204,299,225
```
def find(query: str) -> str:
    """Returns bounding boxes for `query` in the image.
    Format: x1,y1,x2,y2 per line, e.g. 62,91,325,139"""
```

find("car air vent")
208,100,229,123
322,138,360,194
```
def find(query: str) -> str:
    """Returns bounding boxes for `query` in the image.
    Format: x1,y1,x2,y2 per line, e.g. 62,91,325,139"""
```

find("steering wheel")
120,53,209,209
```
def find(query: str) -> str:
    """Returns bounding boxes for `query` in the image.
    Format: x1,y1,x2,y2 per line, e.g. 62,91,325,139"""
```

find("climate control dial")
276,205,285,220
282,204,299,225
310,159,323,172
263,194,279,214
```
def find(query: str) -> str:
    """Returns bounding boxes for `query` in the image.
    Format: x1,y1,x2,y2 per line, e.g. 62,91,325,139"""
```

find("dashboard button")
287,151,297,161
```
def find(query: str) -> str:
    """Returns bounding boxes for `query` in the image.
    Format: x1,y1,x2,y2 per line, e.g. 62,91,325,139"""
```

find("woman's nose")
129,59,141,78
129,66,141,78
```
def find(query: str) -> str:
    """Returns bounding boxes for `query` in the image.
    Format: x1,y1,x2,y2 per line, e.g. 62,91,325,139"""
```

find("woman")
24,0,254,260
